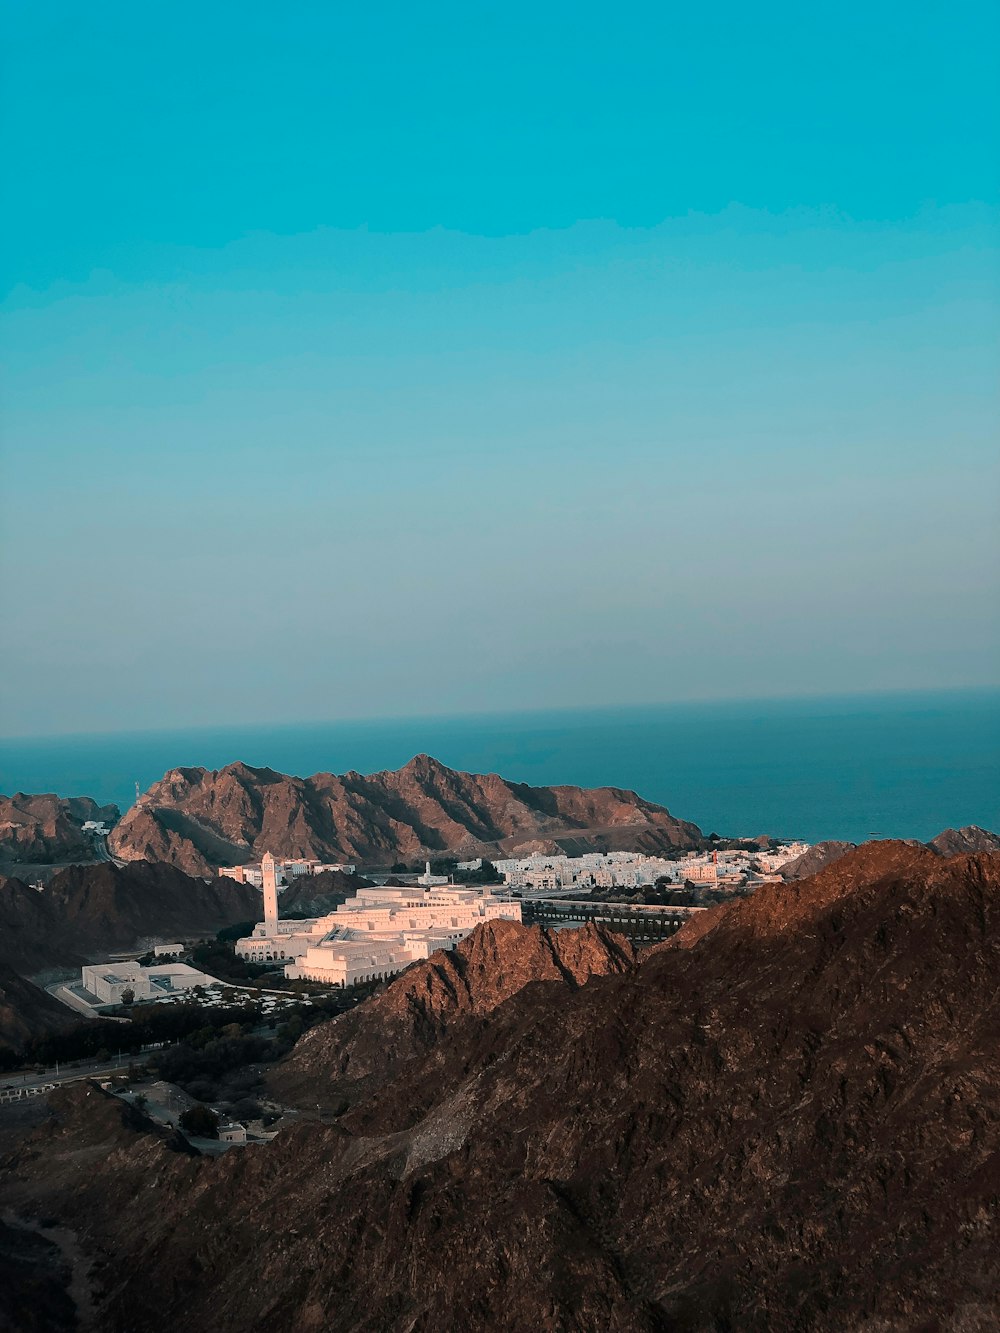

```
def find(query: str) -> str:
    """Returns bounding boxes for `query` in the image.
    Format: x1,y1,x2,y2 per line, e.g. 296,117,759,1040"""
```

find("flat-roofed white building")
80,961,218,1005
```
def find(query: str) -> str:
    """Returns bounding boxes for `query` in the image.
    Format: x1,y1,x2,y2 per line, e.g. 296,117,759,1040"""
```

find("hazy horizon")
1,683,997,745
2,2,998,738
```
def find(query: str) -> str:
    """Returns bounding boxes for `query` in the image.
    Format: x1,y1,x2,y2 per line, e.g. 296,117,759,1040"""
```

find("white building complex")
80,960,219,1005
235,851,521,987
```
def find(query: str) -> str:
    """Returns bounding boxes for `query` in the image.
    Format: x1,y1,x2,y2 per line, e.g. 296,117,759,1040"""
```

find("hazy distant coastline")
1,690,996,845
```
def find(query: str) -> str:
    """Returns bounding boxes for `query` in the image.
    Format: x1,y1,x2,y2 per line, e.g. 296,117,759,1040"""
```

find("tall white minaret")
261,851,279,935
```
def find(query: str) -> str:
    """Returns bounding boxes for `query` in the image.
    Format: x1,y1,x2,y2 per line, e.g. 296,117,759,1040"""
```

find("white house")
80,961,218,1005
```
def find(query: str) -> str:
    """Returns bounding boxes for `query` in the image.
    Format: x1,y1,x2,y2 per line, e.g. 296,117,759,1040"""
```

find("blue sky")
1,1,998,736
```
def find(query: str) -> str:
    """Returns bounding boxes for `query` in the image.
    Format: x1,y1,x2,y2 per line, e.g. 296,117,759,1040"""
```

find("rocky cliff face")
108,754,705,873
3,843,999,1331
0,793,119,866
0,862,260,974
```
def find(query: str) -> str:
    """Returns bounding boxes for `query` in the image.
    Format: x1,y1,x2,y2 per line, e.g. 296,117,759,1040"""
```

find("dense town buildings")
494,843,810,892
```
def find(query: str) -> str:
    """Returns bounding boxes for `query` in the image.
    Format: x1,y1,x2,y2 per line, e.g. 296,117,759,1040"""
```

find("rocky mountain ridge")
0,793,119,867
777,825,1000,880
3,842,999,1330
108,754,705,874
927,824,1000,856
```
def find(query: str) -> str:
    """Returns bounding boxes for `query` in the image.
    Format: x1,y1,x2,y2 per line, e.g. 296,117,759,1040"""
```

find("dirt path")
1,1210,99,1332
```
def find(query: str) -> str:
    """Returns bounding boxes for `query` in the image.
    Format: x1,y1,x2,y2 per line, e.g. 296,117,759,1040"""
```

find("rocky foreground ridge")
0,793,119,867
271,918,638,1110
3,842,1000,1331
108,754,705,874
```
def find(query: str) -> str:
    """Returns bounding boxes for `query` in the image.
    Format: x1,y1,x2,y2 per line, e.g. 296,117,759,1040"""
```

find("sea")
1,690,997,846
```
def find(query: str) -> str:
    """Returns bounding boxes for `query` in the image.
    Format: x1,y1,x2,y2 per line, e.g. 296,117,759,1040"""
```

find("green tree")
120,988,135,1006
179,1104,219,1138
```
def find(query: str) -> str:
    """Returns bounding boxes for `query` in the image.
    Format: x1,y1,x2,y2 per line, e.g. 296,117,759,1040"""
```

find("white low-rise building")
80,961,218,1005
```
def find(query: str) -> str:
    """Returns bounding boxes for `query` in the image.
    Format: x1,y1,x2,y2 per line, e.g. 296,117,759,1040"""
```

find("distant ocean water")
1,691,997,846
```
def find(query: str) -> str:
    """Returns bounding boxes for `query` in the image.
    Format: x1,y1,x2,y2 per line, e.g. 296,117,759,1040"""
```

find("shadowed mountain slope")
0,862,260,974
0,964,75,1049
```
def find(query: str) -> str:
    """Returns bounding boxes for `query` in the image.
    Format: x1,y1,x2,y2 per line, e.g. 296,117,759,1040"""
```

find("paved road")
90,833,122,865
0,1057,134,1095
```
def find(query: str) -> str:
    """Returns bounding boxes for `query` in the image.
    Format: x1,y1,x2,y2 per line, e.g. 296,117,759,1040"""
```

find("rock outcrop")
3,843,1000,1330
928,824,1000,856
0,793,119,866
108,754,704,873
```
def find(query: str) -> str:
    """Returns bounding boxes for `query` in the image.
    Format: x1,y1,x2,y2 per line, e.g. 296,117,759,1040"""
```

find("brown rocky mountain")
928,824,1000,856
272,918,637,1109
0,793,119,867
107,754,705,874
3,841,999,1331
0,862,260,975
